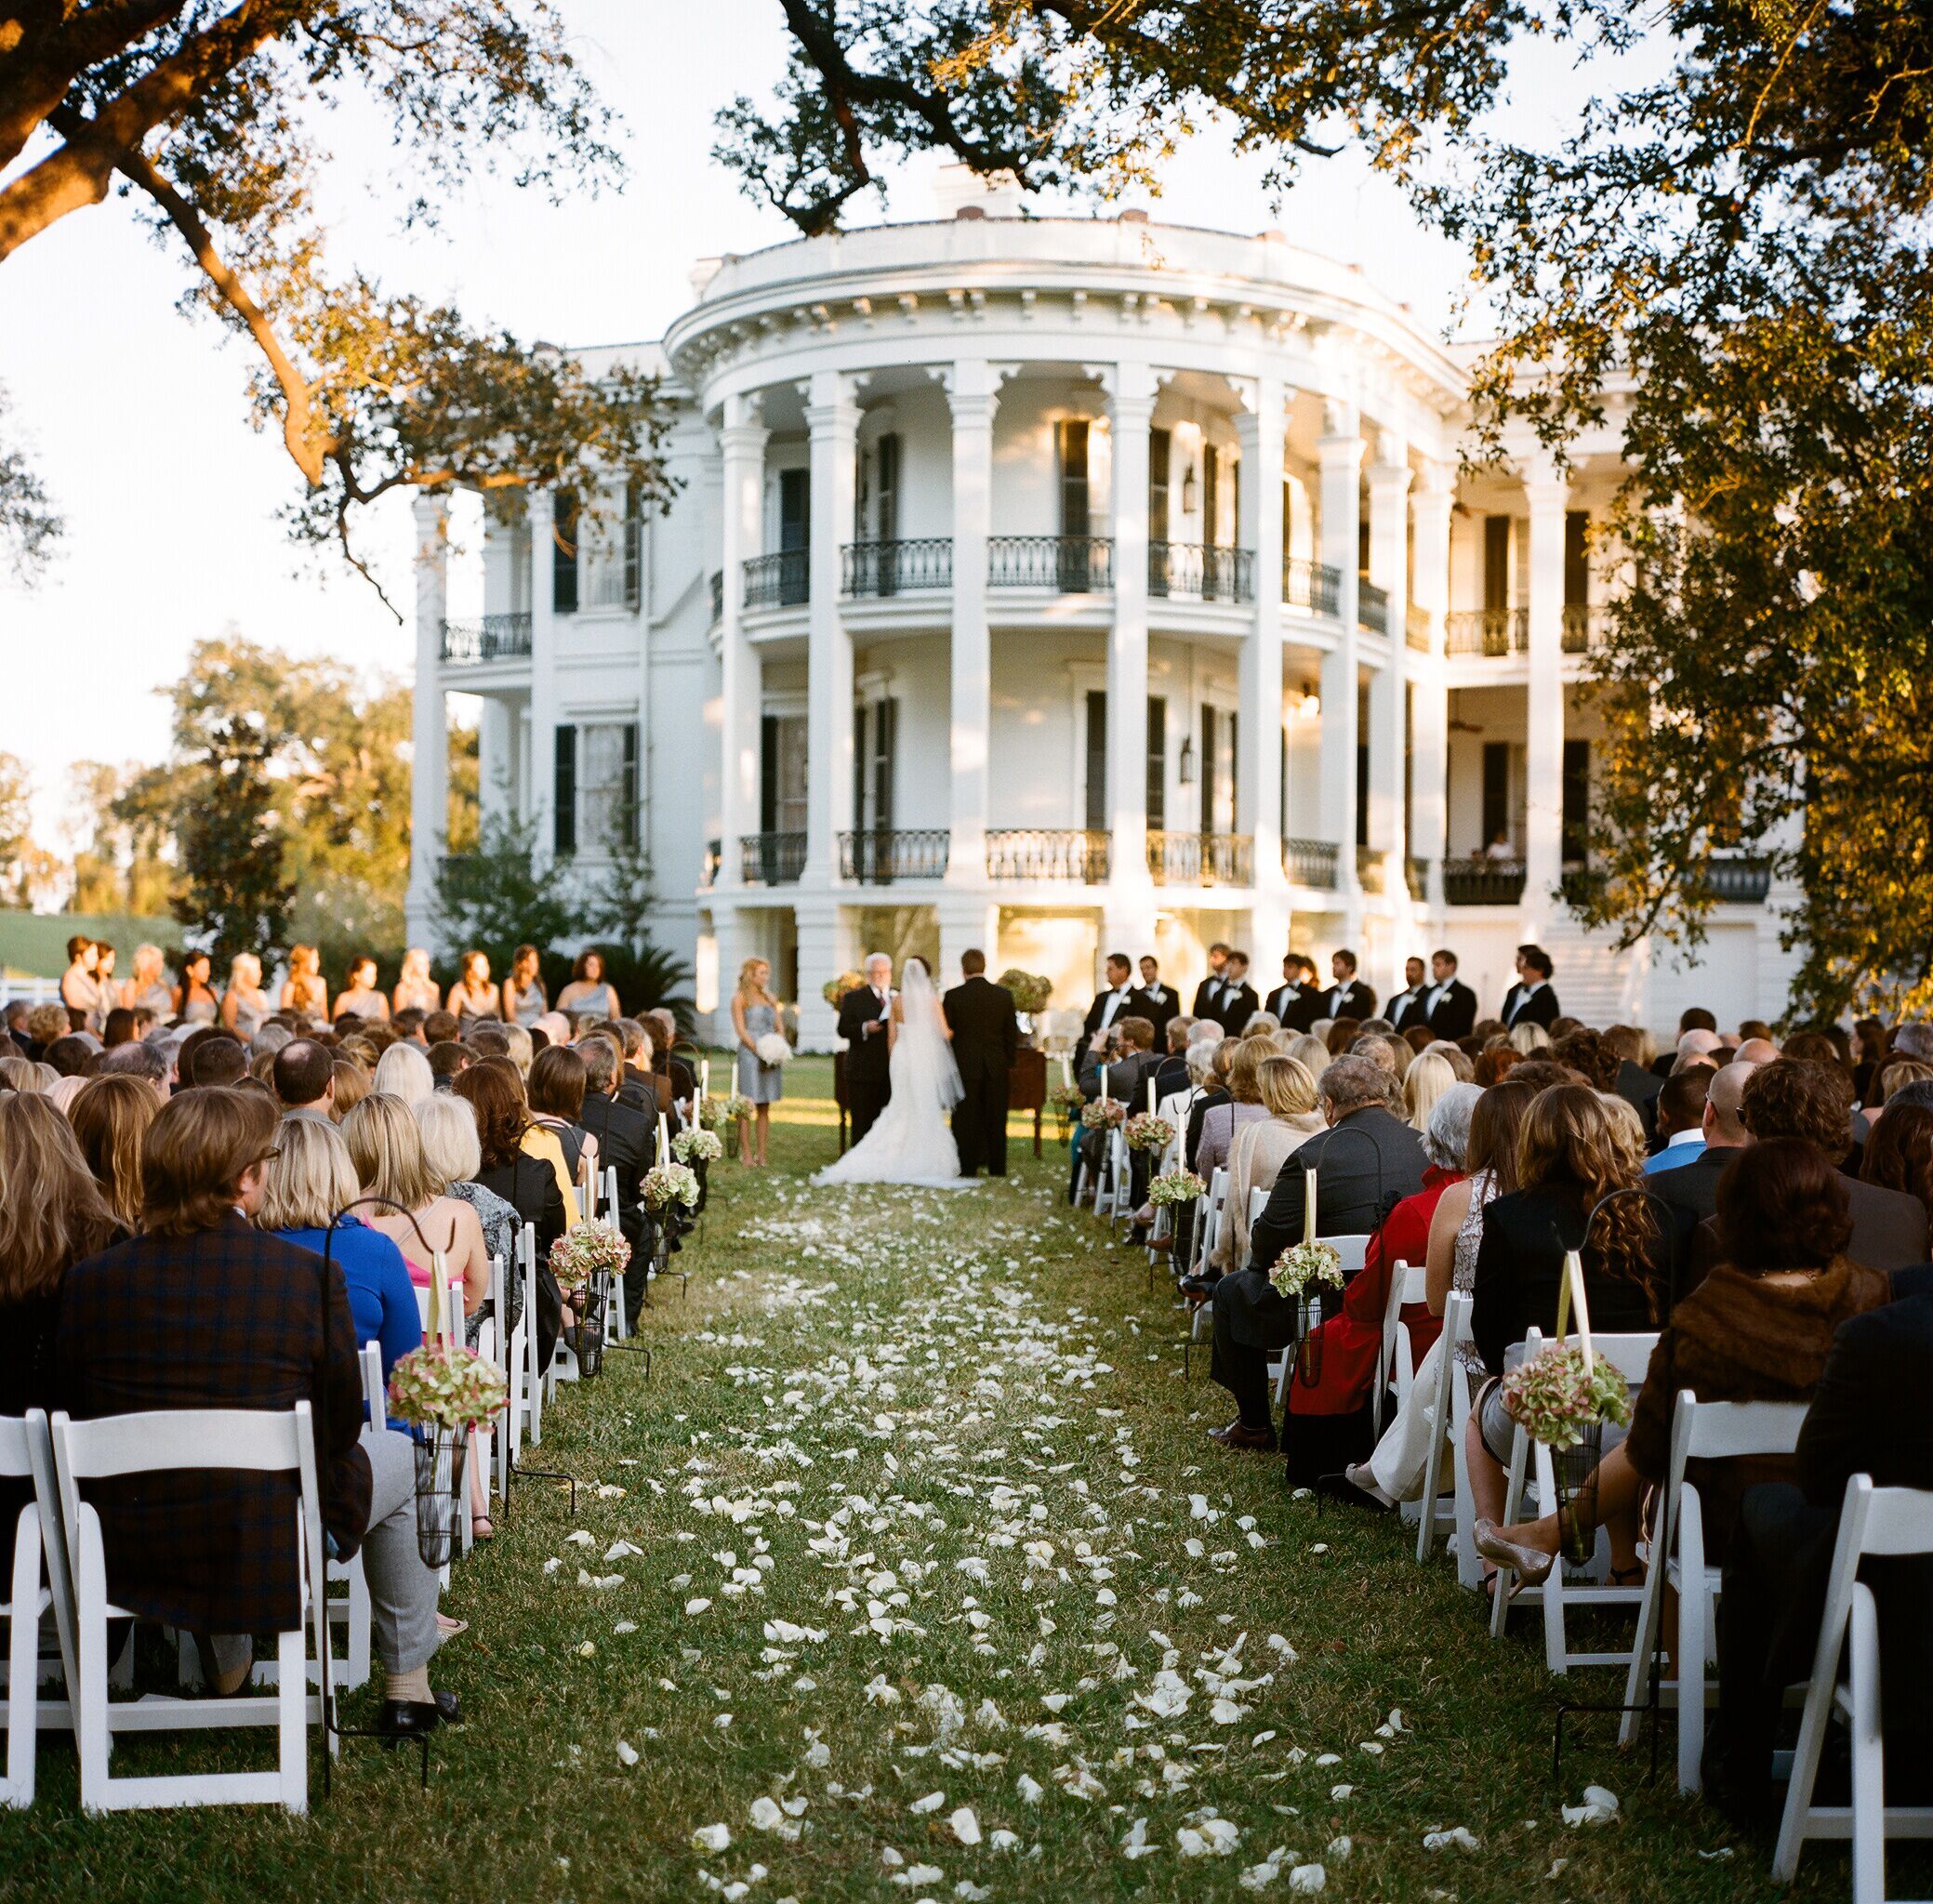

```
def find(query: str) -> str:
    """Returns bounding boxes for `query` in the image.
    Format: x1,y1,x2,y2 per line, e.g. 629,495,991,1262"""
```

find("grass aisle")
0,1057,1852,1901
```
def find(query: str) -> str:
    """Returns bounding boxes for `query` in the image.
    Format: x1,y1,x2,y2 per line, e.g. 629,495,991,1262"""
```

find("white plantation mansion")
404,176,1799,1049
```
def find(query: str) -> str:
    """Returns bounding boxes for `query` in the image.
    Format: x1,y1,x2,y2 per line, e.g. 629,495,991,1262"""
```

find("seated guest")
342,1093,489,1324
272,1038,337,1122
576,1034,653,1319
1605,1023,1663,1137
528,1042,599,1191
43,1034,97,1080
1477,1139,1887,1598
1151,1015,1196,1102
1184,1039,1238,1171
1284,1083,1480,1478
1711,1287,1933,1821
1194,1036,1272,1188
471,1053,582,1225
330,1060,369,1122
1402,1051,1457,1133
642,1010,696,1111
392,1007,430,1048
1206,1055,1324,1276
1645,1064,1713,1173
96,1036,170,1103
422,1008,461,1046
0,1093,122,1578
557,948,621,1023
372,1039,433,1110
66,1073,158,1231
417,1093,521,1313
1205,1056,1429,1450
1345,1079,1537,1508
427,1040,471,1091
56,1088,453,1733
1070,1015,1160,1204
1649,1059,1757,1226
1463,1083,1675,1587
1861,1102,1933,1230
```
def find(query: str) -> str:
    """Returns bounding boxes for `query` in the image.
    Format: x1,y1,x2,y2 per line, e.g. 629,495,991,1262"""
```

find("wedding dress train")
814,959,976,1187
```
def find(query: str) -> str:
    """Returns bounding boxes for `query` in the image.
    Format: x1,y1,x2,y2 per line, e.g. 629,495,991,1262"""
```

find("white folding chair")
413,1261,462,1350
51,1404,328,1813
1617,1394,1808,1790
1372,1262,1427,1435
1184,1170,1231,1366
1774,1477,1933,1899
1487,1326,1661,1673
520,1223,547,1444
602,1167,629,1342
0,1411,73,1806
1417,1291,1481,1583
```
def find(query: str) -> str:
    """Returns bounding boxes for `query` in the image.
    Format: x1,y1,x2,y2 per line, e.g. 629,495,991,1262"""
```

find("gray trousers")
211,1425,442,1679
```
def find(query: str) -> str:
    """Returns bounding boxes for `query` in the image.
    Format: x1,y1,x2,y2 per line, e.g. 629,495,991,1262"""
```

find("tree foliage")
1,3,671,601
171,716,296,966
736,0,1933,1019
0,753,59,908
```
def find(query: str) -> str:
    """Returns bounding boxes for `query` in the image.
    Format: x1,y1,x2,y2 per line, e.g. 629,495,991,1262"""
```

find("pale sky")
0,1,1627,845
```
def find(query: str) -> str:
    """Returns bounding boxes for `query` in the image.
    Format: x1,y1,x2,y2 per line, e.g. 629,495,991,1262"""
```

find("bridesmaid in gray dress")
730,957,784,1167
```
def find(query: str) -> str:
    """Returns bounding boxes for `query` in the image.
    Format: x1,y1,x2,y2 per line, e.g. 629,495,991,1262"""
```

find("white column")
804,371,859,886
1410,460,1454,914
477,697,513,829
1524,452,1569,925
947,361,997,887
405,493,449,945
1236,380,1287,925
938,898,1001,993
718,395,769,890
528,488,560,859
793,898,842,1052
1317,411,1364,908
1367,433,1411,947
1106,363,1157,906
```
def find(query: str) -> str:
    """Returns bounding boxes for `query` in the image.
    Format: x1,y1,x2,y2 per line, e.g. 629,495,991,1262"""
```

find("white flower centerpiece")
642,1161,701,1213
1147,1167,1206,1208
1500,1339,1635,1561
673,1127,724,1165
549,1219,631,1376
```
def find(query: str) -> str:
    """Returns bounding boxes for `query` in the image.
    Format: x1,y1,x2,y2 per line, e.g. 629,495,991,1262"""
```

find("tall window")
1481,740,1511,851
875,433,900,545
1058,420,1091,538
552,490,579,615
760,714,808,835
777,468,810,607
1145,695,1167,830
1564,509,1590,605
1561,738,1591,866
553,724,576,856
1203,443,1220,547
1084,689,1107,831
1201,707,1238,833
623,481,643,612
1483,514,1511,611
554,721,637,856
1356,684,1369,849
1148,428,1171,598
854,698,897,831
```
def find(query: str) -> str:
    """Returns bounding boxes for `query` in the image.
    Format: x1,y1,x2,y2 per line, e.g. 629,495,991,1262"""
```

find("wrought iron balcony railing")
1443,856,1528,905
985,828,1111,883
1148,542,1253,604
440,614,532,664
838,827,951,884
743,549,809,610
740,831,806,886
708,570,723,624
1283,557,1342,618
1282,837,1340,889
841,538,953,598
986,535,1114,592
1358,579,1390,634
1445,608,1529,656
1562,603,1606,654
1147,830,1253,887
1701,854,1772,904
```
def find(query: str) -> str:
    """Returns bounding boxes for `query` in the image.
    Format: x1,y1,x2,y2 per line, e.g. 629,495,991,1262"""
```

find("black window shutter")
1060,422,1091,540
1483,515,1510,612
621,723,639,848
624,482,643,611
1145,695,1166,830
552,492,579,615
1085,690,1107,831
876,698,897,832
553,724,577,857
1561,738,1590,864
1564,510,1590,606
760,716,779,833
1482,740,1510,847
853,705,868,832
1201,706,1218,831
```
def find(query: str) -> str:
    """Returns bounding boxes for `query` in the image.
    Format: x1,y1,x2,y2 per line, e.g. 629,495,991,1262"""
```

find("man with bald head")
1648,1060,1759,1224
1735,1036,1781,1066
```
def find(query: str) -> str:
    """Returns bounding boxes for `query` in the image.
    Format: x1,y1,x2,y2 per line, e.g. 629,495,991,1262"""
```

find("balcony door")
1058,420,1092,589
853,697,897,835
1148,429,1171,596
1200,704,1238,835
777,468,810,606
760,712,808,838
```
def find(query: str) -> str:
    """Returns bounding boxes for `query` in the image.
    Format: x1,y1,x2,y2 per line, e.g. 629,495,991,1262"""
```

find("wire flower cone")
413,1429,468,1568
1551,1424,1604,1567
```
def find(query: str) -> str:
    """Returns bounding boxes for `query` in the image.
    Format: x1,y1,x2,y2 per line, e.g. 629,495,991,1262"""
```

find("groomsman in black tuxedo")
1209,950,1260,1034
1083,953,1140,1047
1190,942,1232,1019
943,950,1019,1177
1418,948,1478,1040
1132,955,1180,1040
1320,948,1377,1023
1501,943,1561,1029
836,952,896,1144
1388,956,1433,1034
1268,953,1327,1033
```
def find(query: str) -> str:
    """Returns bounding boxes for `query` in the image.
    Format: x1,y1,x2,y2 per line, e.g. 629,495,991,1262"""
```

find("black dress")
0,1290,61,1578
476,1152,567,1370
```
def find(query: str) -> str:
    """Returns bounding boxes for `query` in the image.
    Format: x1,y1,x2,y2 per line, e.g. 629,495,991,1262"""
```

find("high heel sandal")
1473,1517,1556,1589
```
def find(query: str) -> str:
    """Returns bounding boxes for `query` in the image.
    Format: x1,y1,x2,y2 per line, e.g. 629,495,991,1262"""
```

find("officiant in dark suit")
836,953,895,1144
943,951,1019,1177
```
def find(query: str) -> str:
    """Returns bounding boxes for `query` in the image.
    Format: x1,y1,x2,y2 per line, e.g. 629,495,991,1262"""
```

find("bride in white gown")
814,959,973,1187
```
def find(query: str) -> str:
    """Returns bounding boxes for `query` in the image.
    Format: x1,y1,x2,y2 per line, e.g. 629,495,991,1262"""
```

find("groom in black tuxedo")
836,952,895,1145
943,950,1020,1177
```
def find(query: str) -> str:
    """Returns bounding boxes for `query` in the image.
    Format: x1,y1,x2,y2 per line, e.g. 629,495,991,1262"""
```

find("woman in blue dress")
730,957,786,1168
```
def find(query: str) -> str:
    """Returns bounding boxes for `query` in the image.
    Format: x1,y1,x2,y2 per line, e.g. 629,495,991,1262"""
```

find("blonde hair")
1257,1054,1318,1119
1226,1037,1271,1104
1509,1020,1552,1055
46,1075,87,1115
502,1023,535,1078
68,1074,158,1230
1403,1051,1457,1132
1283,1033,1331,1078
342,1092,441,1211
0,1092,119,1298
229,952,261,987
372,1041,433,1107
257,1116,361,1232
736,957,774,1001
417,1092,483,1187
0,1055,39,1093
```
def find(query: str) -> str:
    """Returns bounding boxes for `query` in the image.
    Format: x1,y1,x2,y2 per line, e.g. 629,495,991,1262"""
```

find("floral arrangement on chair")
997,969,1053,1013
1079,1097,1127,1131
388,1342,510,1430
1268,1238,1345,1301
1049,1082,1086,1119
548,1217,631,1293
1499,1343,1633,1449
673,1127,724,1165
822,971,864,1009
642,1161,702,1212
704,1091,754,1130
1123,1112,1174,1154
1147,1167,1206,1208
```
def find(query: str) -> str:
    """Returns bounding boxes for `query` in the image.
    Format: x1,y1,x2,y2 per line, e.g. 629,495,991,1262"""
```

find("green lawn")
0,1055,1893,1900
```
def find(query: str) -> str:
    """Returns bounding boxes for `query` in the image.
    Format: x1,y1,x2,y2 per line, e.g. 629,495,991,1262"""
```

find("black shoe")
1179,1274,1219,1301
433,1689,465,1726
377,1698,444,1741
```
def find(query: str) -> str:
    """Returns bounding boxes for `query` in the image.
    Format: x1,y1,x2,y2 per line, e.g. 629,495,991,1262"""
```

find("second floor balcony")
1446,608,1527,656
986,534,1114,592
839,827,951,883
1357,580,1390,635
1443,856,1529,905
1147,830,1252,887
842,537,953,597
744,549,809,611
1148,543,1252,604
441,614,532,665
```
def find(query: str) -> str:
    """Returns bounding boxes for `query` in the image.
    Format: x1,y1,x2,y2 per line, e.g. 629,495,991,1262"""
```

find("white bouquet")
673,1127,724,1165
754,1031,793,1067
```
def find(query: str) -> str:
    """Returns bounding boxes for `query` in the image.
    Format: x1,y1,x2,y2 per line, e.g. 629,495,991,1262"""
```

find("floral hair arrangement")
1123,1112,1174,1154
1147,1167,1206,1208
388,1343,508,1432
673,1127,724,1165
1080,1098,1127,1131
642,1161,702,1211
549,1218,631,1292
1269,1238,1345,1301
1499,1342,1634,1449
1049,1082,1087,1118
997,969,1053,1013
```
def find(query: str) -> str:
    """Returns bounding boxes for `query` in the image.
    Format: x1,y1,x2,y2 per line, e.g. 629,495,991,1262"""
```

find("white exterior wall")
406,209,1801,1046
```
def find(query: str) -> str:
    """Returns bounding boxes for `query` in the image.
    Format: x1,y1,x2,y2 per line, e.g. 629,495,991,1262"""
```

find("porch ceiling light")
1178,735,1196,785
1181,464,1198,513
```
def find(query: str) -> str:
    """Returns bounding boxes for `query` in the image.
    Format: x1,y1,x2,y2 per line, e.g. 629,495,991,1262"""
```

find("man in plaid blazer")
57,1088,452,1738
